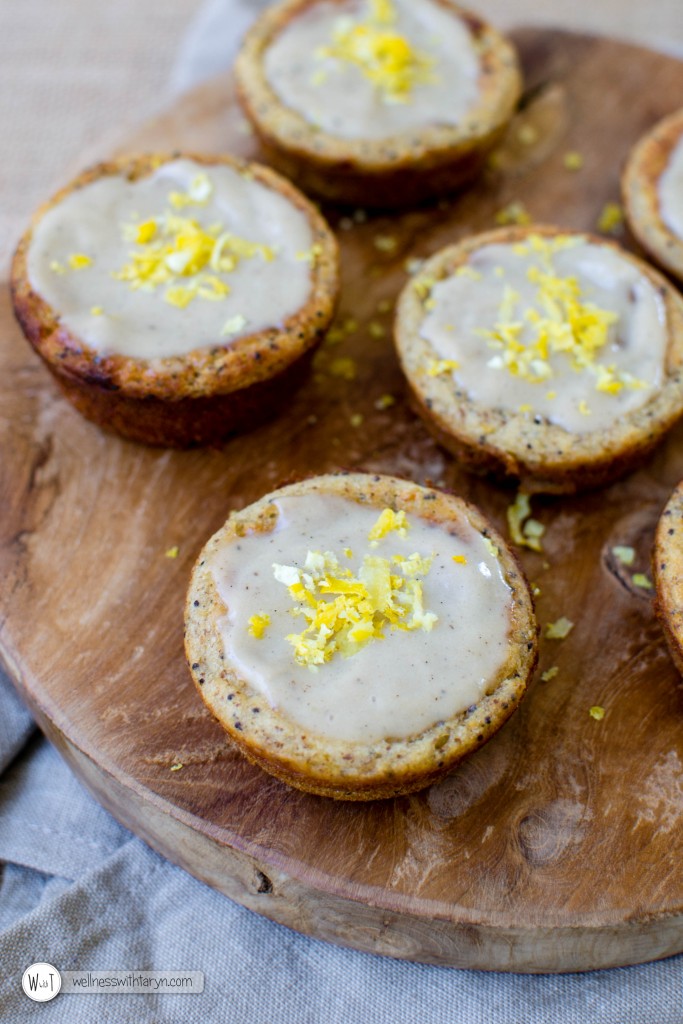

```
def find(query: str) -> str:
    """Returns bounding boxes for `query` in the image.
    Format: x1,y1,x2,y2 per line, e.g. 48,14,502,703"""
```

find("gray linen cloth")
2,2,683,1020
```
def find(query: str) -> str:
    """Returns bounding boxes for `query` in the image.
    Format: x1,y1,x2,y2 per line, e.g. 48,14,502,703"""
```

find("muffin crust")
185,473,538,801
11,153,340,447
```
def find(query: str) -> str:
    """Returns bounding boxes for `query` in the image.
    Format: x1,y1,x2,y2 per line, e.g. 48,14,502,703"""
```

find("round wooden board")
4,29,683,974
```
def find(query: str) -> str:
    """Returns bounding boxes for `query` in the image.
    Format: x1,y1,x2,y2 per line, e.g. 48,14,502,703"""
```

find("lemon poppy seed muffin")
654,481,683,677
235,0,522,208
394,225,683,494
623,108,683,285
184,473,538,801
11,153,340,447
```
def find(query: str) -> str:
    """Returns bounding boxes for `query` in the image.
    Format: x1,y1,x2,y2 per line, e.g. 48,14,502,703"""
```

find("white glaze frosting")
659,131,683,240
27,159,315,361
210,493,514,745
419,238,668,433
264,0,481,141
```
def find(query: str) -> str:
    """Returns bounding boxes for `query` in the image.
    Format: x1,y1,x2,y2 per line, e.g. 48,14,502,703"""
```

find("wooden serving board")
4,29,683,973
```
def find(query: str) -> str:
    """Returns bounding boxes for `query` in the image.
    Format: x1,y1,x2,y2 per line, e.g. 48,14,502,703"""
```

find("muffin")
11,153,340,447
622,108,683,285
235,0,522,208
654,481,683,676
184,473,538,801
394,226,683,494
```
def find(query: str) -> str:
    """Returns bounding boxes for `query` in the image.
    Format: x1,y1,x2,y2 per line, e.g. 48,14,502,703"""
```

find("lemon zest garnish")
517,124,539,146
368,508,408,541
507,492,545,553
589,705,605,720
427,359,460,377
248,613,271,639
612,546,635,566
273,539,437,668
91,306,104,316
168,172,213,209
455,265,482,281
318,0,436,103
541,666,559,681
136,219,157,244
221,314,248,337
165,546,179,559
49,260,66,275
483,537,499,558
563,151,584,171
632,573,653,590
452,555,467,565
479,234,647,397
114,196,273,310
495,201,531,226
329,357,357,381
350,413,364,427
374,234,398,252
597,202,624,234
68,253,92,269
545,617,574,640
296,243,324,263
170,763,183,771
369,321,386,338
375,393,396,410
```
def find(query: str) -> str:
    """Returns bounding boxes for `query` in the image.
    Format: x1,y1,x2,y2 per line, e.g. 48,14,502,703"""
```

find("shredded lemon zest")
632,573,653,590
541,666,559,681
495,201,531,226
589,705,605,720
483,537,499,558
563,151,584,171
68,253,92,269
114,190,274,309
368,508,408,541
49,260,66,275
452,555,467,565
318,0,436,103
90,306,104,316
597,202,624,234
221,314,248,337
168,172,213,209
273,539,437,668
612,545,635,566
374,234,398,252
375,393,396,410
248,613,271,639
329,357,357,381
350,413,364,427
427,359,460,377
507,492,545,553
545,617,574,639
369,321,386,338
165,546,179,559
479,234,646,397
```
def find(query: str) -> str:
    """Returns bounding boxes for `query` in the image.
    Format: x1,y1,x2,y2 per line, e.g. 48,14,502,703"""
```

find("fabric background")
3,0,683,1020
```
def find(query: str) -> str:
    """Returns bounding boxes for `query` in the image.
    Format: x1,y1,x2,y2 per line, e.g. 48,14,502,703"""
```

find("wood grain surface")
3,29,683,973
